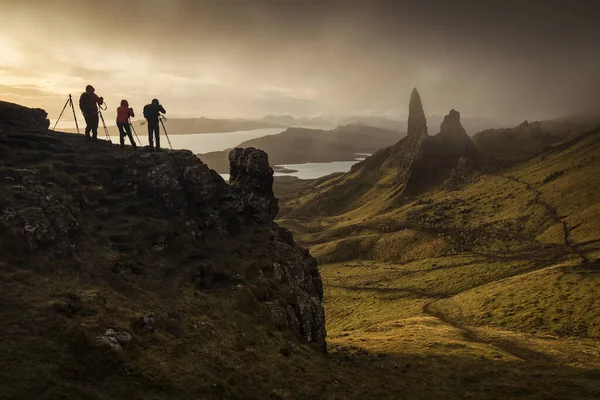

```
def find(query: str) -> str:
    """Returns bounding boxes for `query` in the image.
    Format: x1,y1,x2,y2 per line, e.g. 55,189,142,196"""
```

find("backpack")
79,92,96,114
143,104,150,119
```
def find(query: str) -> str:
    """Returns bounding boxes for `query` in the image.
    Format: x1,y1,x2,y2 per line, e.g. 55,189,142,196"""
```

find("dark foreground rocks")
0,100,326,352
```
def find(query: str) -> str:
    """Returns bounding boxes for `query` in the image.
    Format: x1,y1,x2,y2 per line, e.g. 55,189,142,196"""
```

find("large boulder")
228,147,279,223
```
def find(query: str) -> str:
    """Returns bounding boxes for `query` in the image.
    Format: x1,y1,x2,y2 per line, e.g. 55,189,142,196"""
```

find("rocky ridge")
472,120,554,166
357,90,481,198
356,89,481,194
282,88,484,217
0,101,326,352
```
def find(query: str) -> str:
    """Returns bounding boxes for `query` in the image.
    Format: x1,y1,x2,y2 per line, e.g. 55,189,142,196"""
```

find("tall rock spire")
407,88,428,138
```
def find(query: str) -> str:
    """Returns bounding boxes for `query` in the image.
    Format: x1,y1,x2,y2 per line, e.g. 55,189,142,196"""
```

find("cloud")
0,0,599,120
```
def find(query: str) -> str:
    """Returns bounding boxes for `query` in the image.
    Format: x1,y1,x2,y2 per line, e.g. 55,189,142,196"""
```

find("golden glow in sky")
1,0,599,123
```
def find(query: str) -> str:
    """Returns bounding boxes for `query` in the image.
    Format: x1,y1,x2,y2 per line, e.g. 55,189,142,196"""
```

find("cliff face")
0,101,327,395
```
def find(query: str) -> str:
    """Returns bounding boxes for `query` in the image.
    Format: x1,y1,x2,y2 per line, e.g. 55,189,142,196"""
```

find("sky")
1,0,599,123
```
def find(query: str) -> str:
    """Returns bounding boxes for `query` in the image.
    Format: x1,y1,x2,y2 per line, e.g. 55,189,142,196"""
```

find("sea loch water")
167,128,284,153
167,129,367,181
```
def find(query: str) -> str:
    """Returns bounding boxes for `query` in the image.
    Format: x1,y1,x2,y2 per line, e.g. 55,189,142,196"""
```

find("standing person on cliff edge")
143,99,166,151
116,100,137,149
79,85,104,140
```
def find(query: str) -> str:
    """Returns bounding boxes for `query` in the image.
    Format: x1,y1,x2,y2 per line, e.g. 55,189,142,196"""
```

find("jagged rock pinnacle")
407,88,428,138
439,109,467,137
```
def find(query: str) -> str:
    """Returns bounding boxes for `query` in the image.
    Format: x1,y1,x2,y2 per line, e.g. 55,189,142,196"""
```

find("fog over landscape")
1,0,599,122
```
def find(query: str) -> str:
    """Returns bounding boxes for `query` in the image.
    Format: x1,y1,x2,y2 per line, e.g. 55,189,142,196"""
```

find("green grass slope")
279,127,600,399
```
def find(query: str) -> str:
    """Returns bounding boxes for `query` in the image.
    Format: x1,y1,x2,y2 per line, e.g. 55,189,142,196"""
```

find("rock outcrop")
392,88,431,187
407,88,428,139
0,100,49,132
405,108,482,194
228,147,279,223
0,100,326,352
290,89,483,216
441,156,479,190
358,89,480,197
439,109,467,137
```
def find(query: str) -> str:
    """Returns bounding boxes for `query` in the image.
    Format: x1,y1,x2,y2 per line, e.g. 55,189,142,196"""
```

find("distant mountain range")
155,117,286,134
60,113,520,137
198,124,404,173
259,114,332,127
260,114,519,134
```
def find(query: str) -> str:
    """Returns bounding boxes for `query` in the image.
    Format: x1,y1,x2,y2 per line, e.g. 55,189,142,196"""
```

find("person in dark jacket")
116,99,136,148
143,99,166,150
79,85,104,140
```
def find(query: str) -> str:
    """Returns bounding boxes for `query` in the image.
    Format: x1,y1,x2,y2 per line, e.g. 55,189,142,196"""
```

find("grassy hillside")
472,113,600,167
279,127,600,399
4,99,600,399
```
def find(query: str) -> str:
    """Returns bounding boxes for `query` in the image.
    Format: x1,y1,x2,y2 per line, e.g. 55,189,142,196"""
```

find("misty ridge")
59,112,523,136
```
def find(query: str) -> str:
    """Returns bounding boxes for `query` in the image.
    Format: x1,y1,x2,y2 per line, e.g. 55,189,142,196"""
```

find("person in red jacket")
79,85,104,140
116,100,137,148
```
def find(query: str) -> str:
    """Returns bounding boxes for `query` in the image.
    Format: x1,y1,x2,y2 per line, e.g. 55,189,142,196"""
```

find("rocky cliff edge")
0,101,326,355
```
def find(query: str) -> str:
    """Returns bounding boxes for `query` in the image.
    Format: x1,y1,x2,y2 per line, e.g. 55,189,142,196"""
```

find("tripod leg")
53,98,71,131
69,95,80,135
130,121,142,146
98,111,111,142
160,119,173,150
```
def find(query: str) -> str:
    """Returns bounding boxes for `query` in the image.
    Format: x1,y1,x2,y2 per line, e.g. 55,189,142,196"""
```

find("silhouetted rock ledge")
0,100,50,132
0,100,326,352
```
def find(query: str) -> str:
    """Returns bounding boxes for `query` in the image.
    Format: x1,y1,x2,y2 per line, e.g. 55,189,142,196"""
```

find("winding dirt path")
501,174,589,263
422,300,550,362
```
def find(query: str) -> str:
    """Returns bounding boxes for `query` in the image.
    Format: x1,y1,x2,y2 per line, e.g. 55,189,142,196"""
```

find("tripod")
97,103,112,142
129,118,142,146
53,94,80,134
159,117,173,150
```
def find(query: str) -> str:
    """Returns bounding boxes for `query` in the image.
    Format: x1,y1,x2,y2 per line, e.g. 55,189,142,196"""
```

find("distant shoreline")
60,124,286,136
